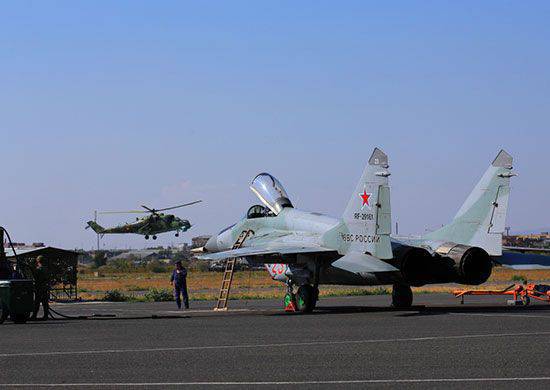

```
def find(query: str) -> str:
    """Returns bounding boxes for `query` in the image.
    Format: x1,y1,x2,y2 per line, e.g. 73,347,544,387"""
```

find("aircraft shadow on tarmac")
269,304,550,317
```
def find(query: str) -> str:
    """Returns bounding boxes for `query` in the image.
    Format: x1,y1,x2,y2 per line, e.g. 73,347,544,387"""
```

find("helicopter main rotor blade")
155,200,203,212
141,205,156,213
99,210,147,215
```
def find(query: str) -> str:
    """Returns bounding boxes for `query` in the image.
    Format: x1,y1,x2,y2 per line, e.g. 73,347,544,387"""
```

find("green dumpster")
0,279,34,324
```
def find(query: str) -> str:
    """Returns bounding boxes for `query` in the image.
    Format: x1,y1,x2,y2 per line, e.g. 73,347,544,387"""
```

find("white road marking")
1,331,549,358
1,377,550,386
451,312,550,319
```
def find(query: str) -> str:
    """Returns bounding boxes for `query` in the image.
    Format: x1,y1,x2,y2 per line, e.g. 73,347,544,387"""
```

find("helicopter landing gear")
145,235,149,240
152,235,157,240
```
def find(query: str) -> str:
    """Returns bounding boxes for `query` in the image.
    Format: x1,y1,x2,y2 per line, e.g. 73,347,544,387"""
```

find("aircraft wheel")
296,285,316,313
175,233,179,237
11,313,28,324
0,304,7,324
145,235,149,240
152,235,157,240
391,283,413,308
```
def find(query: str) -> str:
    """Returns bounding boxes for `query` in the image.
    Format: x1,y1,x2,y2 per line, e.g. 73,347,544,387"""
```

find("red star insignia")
360,190,371,209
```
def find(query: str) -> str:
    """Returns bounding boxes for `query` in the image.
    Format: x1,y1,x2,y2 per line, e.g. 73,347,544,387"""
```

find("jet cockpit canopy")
249,173,293,215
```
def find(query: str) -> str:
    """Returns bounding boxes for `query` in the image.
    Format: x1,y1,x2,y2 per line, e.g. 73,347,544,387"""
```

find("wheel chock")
285,301,297,312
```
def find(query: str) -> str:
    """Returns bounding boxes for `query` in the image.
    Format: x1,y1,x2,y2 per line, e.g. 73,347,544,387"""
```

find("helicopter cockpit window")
249,173,293,215
246,205,271,219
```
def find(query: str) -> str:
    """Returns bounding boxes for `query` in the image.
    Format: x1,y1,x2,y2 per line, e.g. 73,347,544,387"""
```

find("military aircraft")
86,201,201,240
199,148,548,312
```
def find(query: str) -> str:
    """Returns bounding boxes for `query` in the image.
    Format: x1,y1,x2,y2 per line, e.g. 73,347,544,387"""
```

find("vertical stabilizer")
86,221,106,234
424,150,515,255
325,148,393,259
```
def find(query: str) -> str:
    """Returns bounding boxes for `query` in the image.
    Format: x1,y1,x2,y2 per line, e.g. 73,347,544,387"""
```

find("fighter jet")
200,148,548,312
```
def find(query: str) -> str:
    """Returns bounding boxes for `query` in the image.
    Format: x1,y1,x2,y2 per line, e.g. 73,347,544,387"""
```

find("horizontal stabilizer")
331,251,398,274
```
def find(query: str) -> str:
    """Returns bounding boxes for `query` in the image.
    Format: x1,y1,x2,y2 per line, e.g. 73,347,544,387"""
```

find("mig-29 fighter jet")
200,148,548,312
200,148,398,312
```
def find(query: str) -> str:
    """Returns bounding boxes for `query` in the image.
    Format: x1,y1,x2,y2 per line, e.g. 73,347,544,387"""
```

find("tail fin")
86,221,106,234
326,148,393,259
424,150,515,255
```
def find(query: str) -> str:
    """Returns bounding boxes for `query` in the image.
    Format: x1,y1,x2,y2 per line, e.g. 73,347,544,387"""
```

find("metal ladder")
213,230,254,311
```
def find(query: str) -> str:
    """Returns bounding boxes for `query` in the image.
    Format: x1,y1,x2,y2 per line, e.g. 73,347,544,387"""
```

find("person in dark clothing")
31,256,50,320
170,261,189,309
10,264,22,279
0,259,10,279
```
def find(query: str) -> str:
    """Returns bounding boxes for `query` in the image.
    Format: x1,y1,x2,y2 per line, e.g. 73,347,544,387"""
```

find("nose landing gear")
284,284,319,313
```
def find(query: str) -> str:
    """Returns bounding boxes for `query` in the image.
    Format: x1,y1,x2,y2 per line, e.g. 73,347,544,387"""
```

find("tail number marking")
354,212,374,221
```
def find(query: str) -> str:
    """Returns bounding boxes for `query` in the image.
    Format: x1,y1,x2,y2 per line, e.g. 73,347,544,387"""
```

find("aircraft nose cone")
204,236,219,252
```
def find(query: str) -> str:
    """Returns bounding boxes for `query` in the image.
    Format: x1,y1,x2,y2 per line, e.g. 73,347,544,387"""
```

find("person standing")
10,264,22,279
170,261,189,309
31,255,50,320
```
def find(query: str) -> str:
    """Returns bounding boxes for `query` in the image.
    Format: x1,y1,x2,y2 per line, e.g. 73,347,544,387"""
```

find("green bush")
103,290,131,302
190,261,209,272
146,260,171,273
511,274,527,283
144,288,173,302
92,251,107,269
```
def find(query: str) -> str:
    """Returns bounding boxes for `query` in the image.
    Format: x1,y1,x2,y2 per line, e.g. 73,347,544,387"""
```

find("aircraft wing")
198,244,335,261
494,250,550,270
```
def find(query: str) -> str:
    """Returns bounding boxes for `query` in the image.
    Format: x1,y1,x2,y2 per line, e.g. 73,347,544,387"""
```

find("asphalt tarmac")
1,293,549,389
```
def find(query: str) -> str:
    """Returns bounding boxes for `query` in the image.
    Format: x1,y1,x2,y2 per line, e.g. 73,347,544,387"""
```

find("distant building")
516,232,550,240
4,242,46,250
109,249,160,263
503,231,550,248
192,235,211,249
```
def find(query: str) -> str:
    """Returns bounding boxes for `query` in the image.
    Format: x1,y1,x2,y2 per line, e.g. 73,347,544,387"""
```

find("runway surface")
1,293,549,389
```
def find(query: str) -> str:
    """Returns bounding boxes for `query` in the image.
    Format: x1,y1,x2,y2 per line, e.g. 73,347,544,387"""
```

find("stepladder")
213,230,254,311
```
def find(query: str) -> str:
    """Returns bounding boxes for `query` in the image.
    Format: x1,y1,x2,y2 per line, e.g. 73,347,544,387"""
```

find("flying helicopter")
86,201,201,240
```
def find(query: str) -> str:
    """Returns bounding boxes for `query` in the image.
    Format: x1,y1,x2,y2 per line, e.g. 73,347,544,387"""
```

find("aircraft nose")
204,236,219,252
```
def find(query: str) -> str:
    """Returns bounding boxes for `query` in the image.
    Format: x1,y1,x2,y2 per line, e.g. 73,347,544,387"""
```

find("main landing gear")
175,232,179,237
391,283,413,308
144,235,158,240
284,284,319,313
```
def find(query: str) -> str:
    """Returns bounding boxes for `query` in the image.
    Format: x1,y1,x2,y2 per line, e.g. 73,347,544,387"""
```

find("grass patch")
126,285,144,292
77,267,550,302
143,288,173,302
103,290,135,302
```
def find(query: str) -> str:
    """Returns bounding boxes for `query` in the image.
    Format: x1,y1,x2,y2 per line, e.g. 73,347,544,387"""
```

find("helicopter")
86,201,201,240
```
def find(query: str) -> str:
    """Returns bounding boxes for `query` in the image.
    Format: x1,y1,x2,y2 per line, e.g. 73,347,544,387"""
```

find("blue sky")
1,1,549,249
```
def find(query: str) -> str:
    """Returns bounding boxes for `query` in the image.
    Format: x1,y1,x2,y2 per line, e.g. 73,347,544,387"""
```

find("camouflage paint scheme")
87,213,191,239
